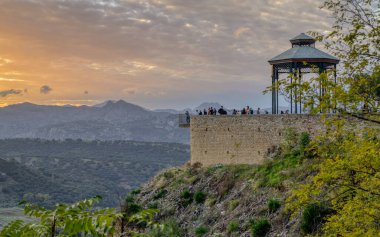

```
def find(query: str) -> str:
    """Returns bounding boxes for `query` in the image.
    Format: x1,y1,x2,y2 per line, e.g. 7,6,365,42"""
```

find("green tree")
0,196,162,237
287,128,380,236
277,1,380,236
0,196,118,237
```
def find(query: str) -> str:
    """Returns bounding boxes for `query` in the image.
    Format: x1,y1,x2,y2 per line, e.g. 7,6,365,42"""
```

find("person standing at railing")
185,111,190,123
218,106,227,115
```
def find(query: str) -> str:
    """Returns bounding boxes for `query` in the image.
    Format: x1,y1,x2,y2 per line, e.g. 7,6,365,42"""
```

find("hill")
0,100,189,143
129,154,305,236
0,139,189,208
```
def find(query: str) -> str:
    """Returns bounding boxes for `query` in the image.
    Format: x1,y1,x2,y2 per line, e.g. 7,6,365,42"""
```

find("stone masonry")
190,114,371,166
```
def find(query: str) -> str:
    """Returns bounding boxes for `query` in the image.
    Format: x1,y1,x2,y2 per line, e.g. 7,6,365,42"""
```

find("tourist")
218,106,227,115
185,111,190,123
245,106,250,115
203,109,207,115
232,109,237,115
257,107,261,114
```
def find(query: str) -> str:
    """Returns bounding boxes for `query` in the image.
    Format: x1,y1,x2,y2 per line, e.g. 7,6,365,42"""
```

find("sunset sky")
0,0,333,109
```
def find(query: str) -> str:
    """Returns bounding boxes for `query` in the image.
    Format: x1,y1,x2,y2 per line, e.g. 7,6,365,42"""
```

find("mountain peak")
5,102,41,110
100,99,147,112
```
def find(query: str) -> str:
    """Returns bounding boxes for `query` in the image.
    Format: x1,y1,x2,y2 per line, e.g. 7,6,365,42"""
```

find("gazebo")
268,33,339,114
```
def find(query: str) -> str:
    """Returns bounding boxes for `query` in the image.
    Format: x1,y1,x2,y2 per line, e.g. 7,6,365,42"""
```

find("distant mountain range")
0,100,283,142
0,100,189,143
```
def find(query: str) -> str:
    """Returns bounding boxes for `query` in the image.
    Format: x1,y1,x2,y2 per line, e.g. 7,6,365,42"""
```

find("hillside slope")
131,143,314,237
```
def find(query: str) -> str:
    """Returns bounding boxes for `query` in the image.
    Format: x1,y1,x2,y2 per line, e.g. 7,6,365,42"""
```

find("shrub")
195,225,208,237
124,195,142,215
125,195,135,204
299,132,310,149
229,199,239,211
130,189,141,195
127,203,142,215
181,189,192,199
180,189,193,206
147,218,183,237
153,189,168,200
227,220,239,233
194,191,207,204
251,219,271,237
205,197,216,207
283,128,299,151
268,199,281,213
163,171,175,179
147,201,158,209
301,203,333,234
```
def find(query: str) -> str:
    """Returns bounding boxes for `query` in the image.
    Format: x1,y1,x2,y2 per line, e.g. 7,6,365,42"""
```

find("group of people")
195,106,228,115
194,105,269,116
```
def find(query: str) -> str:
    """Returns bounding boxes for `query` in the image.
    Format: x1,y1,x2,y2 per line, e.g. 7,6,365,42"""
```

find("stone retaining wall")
190,115,370,166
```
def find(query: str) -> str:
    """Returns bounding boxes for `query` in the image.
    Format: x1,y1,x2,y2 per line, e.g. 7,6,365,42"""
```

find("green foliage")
254,130,313,187
123,195,143,217
227,220,239,233
251,219,271,237
271,1,380,235
0,196,119,237
153,189,168,200
205,197,216,207
193,191,206,204
181,189,192,200
147,202,158,209
194,225,208,237
287,128,380,235
299,132,310,150
300,203,333,235
268,199,281,213
163,171,175,180
144,219,183,237
131,189,141,195
228,199,239,211
180,189,193,206
255,153,301,187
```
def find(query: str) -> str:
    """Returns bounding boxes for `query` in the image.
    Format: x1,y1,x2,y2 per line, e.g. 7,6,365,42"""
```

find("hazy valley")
0,139,189,209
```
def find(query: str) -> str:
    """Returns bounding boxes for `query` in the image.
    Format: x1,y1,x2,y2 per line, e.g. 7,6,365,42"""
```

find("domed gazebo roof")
268,33,339,65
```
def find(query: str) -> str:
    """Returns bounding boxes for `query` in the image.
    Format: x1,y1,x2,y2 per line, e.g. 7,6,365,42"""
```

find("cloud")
0,0,332,108
0,77,25,82
40,85,52,94
123,88,136,95
234,27,251,38
0,89,22,97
